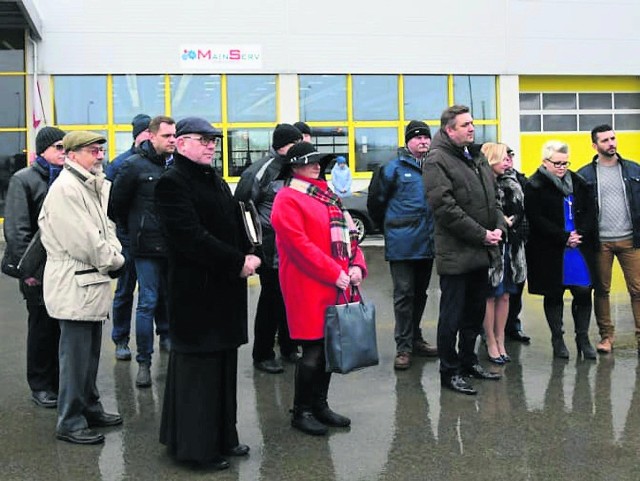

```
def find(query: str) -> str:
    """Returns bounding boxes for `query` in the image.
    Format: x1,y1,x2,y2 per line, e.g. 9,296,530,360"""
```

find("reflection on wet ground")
1,246,639,480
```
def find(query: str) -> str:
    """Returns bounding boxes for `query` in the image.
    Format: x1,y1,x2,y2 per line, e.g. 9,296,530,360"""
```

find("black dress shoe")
291,411,328,435
56,428,105,445
441,375,477,395
199,457,230,471
32,390,57,408
224,444,250,456
87,412,123,427
507,330,531,343
254,358,284,374
463,364,501,380
313,406,351,427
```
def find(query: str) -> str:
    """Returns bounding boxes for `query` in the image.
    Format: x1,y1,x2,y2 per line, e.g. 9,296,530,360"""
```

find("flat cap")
63,131,106,152
175,117,222,138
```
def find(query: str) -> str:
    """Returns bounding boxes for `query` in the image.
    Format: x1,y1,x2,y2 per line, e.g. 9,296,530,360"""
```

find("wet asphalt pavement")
1,244,640,481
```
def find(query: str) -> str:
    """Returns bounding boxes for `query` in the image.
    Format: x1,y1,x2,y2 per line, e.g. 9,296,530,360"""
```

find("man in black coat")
234,123,302,374
2,126,65,408
156,116,261,470
109,115,176,388
423,105,504,396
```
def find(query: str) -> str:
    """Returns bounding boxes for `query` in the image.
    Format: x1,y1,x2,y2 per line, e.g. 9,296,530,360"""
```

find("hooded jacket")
38,160,124,321
423,131,505,275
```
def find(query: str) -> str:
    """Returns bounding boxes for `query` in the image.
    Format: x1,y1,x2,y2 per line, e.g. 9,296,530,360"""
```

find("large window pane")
403,75,448,120
615,114,640,131
615,93,640,110
226,128,272,177
353,76,398,121
227,75,276,123
543,114,577,131
579,93,611,110
520,115,541,132
0,76,25,127
453,76,496,119
112,75,165,124
354,127,397,172
170,74,221,123
0,29,25,71
114,131,134,158
579,114,612,131
542,93,576,110
0,131,27,217
473,125,497,144
54,76,107,125
519,93,540,111
299,75,347,122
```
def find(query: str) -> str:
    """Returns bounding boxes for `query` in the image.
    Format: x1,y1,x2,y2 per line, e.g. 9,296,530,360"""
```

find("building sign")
179,45,262,70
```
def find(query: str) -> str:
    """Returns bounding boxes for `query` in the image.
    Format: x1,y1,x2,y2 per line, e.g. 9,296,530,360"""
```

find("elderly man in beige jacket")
38,131,124,445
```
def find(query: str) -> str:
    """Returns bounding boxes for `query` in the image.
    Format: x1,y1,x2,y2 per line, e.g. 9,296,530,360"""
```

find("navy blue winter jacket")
577,154,640,248
374,148,435,261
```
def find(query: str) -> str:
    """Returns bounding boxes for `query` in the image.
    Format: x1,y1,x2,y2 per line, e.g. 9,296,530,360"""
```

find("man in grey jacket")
423,105,504,395
39,131,125,445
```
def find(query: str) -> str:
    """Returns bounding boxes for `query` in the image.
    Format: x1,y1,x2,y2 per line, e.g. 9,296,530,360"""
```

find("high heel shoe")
500,354,512,363
488,355,506,365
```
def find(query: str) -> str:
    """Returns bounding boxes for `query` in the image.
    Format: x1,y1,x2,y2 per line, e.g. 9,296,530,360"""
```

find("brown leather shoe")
394,352,411,370
413,339,438,357
596,337,613,354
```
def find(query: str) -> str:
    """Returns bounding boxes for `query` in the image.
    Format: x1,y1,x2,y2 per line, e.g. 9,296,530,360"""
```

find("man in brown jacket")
423,105,505,395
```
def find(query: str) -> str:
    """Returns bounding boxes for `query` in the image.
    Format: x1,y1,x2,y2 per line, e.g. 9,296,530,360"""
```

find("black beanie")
35,126,66,155
293,121,311,136
272,124,302,150
405,120,431,144
132,114,151,139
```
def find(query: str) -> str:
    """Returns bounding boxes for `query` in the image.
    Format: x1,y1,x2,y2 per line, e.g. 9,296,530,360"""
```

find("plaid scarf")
287,177,359,260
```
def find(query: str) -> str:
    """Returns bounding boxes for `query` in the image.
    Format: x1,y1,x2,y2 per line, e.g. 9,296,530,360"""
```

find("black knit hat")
131,114,151,140
272,124,302,150
35,126,66,155
405,120,431,144
293,121,311,136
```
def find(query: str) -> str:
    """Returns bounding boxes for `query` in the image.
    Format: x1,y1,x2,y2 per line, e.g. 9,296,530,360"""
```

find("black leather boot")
312,372,350,427
544,298,569,359
573,300,596,360
291,362,327,435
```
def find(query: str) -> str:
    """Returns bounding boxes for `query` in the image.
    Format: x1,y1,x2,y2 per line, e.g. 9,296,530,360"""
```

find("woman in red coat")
271,142,367,436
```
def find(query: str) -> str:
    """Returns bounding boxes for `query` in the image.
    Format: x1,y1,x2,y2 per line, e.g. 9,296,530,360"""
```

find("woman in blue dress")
524,140,598,359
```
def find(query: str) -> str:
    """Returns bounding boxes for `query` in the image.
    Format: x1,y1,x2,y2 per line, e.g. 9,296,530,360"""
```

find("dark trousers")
389,259,434,353
438,269,489,377
26,302,60,393
111,240,137,344
253,266,296,362
506,281,525,334
57,319,104,433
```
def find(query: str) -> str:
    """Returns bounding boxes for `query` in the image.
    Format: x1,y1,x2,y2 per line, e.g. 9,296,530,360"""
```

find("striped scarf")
287,177,359,260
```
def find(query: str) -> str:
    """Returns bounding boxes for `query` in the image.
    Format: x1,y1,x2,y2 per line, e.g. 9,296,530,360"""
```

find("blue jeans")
111,240,138,344
134,258,169,364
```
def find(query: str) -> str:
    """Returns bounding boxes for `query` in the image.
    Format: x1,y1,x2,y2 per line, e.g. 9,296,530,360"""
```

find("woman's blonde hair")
481,142,508,166
542,140,569,160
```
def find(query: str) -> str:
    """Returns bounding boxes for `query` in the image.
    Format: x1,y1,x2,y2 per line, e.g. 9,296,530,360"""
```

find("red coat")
271,177,367,340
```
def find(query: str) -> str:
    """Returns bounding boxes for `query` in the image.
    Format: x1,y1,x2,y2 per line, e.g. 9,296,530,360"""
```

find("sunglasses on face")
52,144,65,151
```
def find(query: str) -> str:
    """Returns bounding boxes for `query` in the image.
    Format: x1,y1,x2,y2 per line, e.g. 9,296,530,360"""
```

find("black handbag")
324,286,379,374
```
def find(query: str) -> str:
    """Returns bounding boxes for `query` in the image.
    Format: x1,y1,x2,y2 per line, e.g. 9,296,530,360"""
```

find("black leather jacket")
2,160,49,303
108,140,169,258
234,147,285,269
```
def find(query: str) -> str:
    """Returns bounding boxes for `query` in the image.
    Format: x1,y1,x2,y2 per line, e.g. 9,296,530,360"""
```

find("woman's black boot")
573,301,596,360
291,362,327,435
312,372,351,427
544,298,570,359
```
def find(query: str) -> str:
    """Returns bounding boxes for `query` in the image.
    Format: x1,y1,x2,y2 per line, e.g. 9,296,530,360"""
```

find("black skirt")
159,349,239,464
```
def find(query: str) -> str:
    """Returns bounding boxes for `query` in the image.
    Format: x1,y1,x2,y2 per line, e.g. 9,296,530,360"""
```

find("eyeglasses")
507,150,515,157
182,135,220,147
80,146,106,156
53,144,65,151
546,159,571,168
